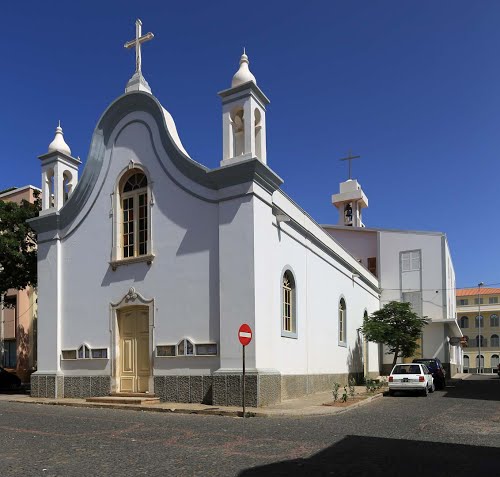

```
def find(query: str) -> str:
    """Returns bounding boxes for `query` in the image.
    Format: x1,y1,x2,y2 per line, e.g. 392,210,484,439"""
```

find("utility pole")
477,282,484,374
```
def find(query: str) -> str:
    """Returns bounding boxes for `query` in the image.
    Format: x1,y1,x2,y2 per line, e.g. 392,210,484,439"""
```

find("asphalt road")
0,374,498,477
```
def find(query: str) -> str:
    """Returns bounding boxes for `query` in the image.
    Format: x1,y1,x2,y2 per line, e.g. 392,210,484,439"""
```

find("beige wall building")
457,287,500,373
0,185,39,382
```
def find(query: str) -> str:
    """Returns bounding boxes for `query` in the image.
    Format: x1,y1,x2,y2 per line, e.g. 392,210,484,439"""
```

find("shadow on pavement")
238,435,500,476
443,375,499,401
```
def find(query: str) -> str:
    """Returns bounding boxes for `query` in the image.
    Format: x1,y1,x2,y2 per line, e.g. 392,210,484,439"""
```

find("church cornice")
29,91,283,235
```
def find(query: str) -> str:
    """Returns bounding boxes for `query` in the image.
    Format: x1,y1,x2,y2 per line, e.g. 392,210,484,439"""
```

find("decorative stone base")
154,375,213,404
31,375,110,398
31,372,372,406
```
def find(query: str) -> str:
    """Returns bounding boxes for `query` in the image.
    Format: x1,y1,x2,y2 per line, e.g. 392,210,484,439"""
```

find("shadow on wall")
16,323,36,383
238,435,500,477
347,332,364,384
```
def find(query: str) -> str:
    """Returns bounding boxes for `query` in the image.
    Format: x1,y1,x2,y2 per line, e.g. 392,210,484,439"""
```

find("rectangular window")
283,283,292,332
195,344,218,356
458,299,468,306
474,298,484,305
339,310,345,343
138,192,148,256
61,350,77,360
2,340,16,368
156,345,176,357
122,197,134,258
489,297,498,304
403,291,423,317
401,251,420,272
367,257,377,277
91,349,108,359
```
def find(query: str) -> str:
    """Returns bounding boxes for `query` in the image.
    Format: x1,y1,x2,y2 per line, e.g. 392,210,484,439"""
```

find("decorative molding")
110,286,154,309
109,253,155,271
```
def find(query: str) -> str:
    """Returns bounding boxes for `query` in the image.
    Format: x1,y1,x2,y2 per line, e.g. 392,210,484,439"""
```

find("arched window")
63,170,73,204
492,355,500,368
490,314,499,327
475,315,483,328
339,298,347,345
282,271,296,337
474,335,485,347
491,335,499,347
463,355,469,369
460,316,469,328
121,171,149,259
476,355,484,369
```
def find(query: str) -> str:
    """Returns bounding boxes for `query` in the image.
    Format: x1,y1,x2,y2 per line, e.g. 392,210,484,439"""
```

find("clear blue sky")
2,1,499,288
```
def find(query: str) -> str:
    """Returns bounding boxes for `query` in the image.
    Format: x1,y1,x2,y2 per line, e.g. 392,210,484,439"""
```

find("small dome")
48,122,71,155
231,50,257,88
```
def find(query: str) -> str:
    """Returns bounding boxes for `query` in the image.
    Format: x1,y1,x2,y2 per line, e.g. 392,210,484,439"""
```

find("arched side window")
339,298,347,346
281,270,297,338
490,314,499,327
460,316,469,329
463,355,469,369
474,335,485,347
491,355,500,368
476,355,484,369
475,315,483,328
491,334,499,347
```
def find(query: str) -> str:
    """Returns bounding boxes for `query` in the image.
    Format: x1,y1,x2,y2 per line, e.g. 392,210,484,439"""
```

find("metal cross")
340,150,361,180
124,19,154,74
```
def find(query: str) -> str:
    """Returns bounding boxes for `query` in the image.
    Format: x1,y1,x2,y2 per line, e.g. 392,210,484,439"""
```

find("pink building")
0,185,39,382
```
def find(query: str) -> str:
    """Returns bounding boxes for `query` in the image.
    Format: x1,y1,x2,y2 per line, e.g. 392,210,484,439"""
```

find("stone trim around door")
110,287,155,394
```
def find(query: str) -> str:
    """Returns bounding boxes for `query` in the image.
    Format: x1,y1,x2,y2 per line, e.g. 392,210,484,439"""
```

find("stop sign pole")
238,324,252,418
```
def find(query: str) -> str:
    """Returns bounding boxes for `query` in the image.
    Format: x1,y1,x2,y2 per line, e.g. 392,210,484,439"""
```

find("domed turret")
231,49,256,88
48,121,72,156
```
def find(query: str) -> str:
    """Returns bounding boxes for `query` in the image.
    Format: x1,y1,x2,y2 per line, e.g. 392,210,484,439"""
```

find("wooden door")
118,308,150,393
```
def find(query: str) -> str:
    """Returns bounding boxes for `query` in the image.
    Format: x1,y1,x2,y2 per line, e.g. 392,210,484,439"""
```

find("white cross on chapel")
124,19,154,74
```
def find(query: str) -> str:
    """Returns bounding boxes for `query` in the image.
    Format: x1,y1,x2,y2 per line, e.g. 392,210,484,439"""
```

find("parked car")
0,366,21,391
388,363,434,396
412,358,446,390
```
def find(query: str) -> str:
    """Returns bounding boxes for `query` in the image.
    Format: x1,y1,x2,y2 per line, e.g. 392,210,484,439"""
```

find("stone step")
110,392,157,398
86,395,160,405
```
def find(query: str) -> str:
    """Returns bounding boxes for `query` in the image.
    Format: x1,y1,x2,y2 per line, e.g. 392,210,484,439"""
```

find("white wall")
253,191,381,376
49,112,221,377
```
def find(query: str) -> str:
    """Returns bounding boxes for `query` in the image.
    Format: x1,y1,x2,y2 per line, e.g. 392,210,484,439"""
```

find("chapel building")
29,21,381,405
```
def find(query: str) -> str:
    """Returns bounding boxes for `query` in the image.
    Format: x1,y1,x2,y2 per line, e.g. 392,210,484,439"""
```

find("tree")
0,194,40,296
361,301,429,367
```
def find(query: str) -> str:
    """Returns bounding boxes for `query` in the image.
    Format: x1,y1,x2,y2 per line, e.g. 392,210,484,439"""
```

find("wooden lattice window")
339,298,346,344
121,172,148,259
282,271,295,334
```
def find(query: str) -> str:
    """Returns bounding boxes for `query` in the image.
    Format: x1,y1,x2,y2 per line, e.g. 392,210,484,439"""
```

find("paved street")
0,375,498,476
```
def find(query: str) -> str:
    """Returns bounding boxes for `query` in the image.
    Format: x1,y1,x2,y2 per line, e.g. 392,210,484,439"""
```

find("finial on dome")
48,122,72,155
231,49,256,88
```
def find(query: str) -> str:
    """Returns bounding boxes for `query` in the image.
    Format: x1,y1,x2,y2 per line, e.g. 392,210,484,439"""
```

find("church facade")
29,22,380,406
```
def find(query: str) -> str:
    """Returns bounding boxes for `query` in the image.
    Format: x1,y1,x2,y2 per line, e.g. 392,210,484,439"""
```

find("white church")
29,21,381,406
29,20,461,406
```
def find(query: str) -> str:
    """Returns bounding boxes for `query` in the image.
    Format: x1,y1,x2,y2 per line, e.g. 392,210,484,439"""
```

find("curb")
2,391,385,418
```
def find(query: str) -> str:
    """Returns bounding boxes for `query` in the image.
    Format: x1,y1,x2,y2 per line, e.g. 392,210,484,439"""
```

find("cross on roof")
340,150,361,180
124,19,154,74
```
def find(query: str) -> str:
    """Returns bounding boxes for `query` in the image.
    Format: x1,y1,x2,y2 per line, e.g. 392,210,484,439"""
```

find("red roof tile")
456,288,500,297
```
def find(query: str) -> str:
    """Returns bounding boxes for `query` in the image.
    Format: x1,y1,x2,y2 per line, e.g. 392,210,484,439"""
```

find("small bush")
332,382,340,402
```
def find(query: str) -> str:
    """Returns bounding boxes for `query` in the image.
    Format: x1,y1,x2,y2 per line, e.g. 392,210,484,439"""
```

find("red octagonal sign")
238,323,252,346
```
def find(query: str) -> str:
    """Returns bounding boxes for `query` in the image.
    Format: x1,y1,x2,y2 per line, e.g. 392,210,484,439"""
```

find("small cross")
124,19,154,74
340,150,361,180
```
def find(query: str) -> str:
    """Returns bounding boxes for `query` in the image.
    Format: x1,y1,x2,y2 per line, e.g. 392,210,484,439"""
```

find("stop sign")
238,323,252,346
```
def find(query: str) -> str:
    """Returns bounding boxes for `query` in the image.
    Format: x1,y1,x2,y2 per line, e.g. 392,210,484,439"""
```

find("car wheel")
429,382,435,393
389,389,395,397
421,386,428,397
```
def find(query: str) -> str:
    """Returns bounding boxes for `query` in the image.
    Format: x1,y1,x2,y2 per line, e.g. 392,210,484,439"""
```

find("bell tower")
38,123,81,215
218,50,270,167
331,151,368,227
